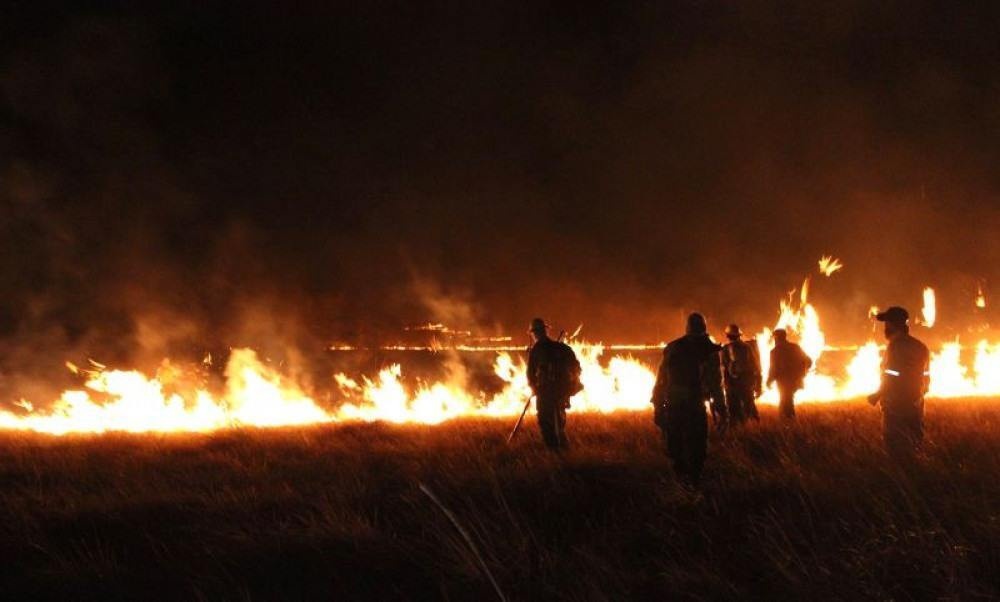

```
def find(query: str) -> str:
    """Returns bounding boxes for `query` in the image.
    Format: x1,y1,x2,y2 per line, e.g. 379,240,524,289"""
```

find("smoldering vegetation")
1,401,999,600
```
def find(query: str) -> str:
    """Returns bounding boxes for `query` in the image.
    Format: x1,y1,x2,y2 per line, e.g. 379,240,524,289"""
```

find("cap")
875,306,909,324
724,323,742,338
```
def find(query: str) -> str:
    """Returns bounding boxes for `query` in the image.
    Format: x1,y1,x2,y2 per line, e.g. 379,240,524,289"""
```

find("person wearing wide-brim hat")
868,306,930,460
721,323,763,424
526,318,581,451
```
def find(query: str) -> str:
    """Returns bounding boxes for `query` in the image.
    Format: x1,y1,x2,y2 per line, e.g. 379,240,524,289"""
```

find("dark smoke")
1,2,999,403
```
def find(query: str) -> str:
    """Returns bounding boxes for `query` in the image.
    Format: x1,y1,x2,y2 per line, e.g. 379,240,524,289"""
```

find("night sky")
2,1,999,371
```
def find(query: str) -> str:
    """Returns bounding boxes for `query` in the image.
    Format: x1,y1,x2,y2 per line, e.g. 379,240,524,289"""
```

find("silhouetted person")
527,318,582,451
867,306,930,460
721,324,762,424
650,313,725,486
767,329,812,419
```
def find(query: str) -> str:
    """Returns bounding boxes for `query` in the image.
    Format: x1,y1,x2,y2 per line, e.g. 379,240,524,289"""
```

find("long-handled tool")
506,395,534,444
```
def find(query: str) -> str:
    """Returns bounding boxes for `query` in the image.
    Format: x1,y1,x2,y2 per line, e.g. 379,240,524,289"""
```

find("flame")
976,283,987,309
4,333,1000,435
925,340,1000,398
818,256,844,276
971,341,1000,393
0,350,330,434
3,258,1000,434
840,342,883,399
755,278,838,403
404,323,473,337
333,342,655,424
922,287,937,327
799,278,811,306
0,342,663,433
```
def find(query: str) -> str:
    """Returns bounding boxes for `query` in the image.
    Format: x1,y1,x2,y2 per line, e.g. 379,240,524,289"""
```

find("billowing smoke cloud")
1,3,999,406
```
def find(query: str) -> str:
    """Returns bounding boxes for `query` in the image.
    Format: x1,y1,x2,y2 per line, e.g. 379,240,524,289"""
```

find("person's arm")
703,348,727,418
527,345,539,393
650,347,670,405
868,342,892,406
749,344,763,394
921,344,931,395
766,349,777,386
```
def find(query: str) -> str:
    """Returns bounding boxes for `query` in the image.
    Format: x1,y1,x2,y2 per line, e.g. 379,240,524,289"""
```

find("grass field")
2,400,1000,600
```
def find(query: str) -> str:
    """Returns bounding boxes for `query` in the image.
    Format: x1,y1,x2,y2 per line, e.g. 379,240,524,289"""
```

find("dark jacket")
722,339,763,392
767,341,812,388
650,334,724,406
876,332,930,408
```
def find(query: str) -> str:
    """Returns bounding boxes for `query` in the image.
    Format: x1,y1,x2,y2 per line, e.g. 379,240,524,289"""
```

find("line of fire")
0,256,995,435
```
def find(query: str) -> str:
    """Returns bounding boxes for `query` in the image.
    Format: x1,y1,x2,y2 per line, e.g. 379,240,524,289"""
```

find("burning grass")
2,401,999,599
3,257,999,434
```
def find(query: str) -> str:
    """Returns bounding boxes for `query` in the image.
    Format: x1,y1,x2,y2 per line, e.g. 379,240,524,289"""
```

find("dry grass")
2,400,999,600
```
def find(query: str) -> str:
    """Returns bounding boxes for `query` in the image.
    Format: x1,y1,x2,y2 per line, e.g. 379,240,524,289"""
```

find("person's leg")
556,403,568,449
885,406,923,460
884,414,910,461
727,387,745,424
745,387,760,421
536,397,559,450
688,404,709,485
665,402,688,478
910,401,925,449
778,385,795,419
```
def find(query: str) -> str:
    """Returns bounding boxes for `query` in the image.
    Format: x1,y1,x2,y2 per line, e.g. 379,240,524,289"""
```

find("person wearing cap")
526,318,582,451
649,312,726,486
721,323,763,424
766,329,812,419
868,306,930,460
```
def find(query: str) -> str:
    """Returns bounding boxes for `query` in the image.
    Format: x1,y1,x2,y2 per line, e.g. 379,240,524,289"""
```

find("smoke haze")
1,1,998,384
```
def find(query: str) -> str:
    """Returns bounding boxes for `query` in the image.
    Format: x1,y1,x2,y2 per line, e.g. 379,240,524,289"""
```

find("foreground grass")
1,401,999,600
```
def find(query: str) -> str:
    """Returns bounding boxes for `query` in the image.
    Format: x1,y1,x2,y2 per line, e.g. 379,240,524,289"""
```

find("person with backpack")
649,313,726,487
721,324,763,424
526,318,582,451
766,329,812,419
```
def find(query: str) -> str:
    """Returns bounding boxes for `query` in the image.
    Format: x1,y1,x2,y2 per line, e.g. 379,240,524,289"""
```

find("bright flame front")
2,259,1000,434
4,335,1000,435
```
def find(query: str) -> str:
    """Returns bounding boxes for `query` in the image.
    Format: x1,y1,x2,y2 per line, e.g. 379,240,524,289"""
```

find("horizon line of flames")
2,337,999,435
1,259,998,435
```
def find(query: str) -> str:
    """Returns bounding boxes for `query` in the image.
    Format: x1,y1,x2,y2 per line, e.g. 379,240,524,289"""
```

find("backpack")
562,345,584,397
535,342,583,397
726,341,758,381
795,346,812,380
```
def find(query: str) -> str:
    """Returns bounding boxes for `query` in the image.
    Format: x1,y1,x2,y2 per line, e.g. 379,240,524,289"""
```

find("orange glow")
2,259,1000,434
